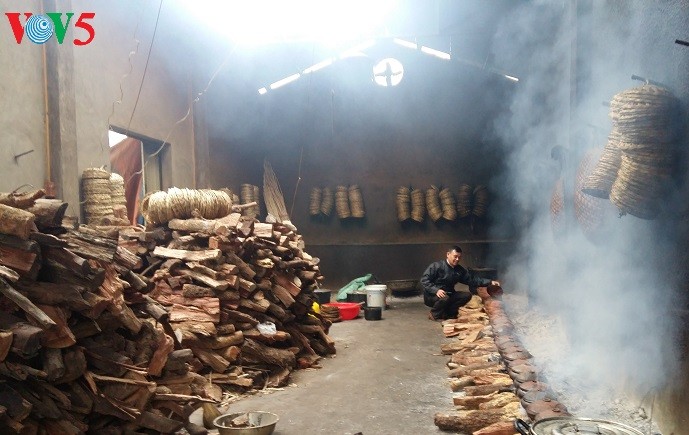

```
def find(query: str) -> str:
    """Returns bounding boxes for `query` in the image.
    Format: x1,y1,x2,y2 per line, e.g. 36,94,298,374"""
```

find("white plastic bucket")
364,285,387,311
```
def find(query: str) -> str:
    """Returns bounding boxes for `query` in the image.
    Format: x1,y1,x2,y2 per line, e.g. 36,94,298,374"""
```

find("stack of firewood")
434,296,523,435
0,189,334,434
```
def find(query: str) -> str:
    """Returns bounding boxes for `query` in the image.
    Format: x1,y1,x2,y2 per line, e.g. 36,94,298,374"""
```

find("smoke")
488,0,684,416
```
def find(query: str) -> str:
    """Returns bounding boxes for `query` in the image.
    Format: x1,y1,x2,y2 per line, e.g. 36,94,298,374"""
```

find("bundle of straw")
263,159,295,229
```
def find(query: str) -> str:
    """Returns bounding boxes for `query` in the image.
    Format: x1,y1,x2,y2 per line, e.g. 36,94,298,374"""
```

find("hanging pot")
514,417,643,435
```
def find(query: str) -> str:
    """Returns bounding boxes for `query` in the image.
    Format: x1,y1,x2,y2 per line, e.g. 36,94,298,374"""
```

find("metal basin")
213,412,279,435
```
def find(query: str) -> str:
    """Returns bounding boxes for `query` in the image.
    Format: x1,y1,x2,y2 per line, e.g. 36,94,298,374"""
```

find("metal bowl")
385,279,419,292
213,412,279,435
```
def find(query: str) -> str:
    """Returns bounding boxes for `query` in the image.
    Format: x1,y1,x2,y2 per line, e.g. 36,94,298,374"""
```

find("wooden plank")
0,277,56,330
152,247,221,262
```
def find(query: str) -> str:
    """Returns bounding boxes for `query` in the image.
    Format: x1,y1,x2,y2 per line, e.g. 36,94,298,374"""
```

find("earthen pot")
506,358,533,369
533,404,571,421
504,349,533,361
516,381,550,398
526,399,567,420
520,389,556,409
494,335,518,347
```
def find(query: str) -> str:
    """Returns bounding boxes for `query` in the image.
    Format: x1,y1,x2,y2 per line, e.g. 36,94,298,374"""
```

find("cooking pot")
514,417,644,435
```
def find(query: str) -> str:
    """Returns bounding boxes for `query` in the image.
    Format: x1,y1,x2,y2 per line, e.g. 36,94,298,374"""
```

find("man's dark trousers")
424,291,472,320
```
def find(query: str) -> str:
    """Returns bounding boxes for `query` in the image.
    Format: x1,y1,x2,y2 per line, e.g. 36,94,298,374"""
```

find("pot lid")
530,417,643,435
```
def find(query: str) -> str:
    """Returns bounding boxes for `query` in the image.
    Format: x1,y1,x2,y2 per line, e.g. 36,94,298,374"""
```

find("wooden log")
0,204,35,240
190,348,230,373
226,252,255,280
0,331,13,362
153,246,221,262
464,383,514,396
222,309,259,326
114,245,142,271
168,218,218,233
0,234,40,279
43,246,92,277
168,297,220,323
220,345,241,363
171,321,217,337
0,189,45,209
272,272,301,297
242,338,295,368
62,229,118,262
35,304,75,348
434,409,515,433
180,269,229,291
0,277,56,330
42,347,65,381
448,361,501,378
13,280,89,311
0,316,44,359
479,393,520,410
253,223,275,239
148,332,174,377
453,393,497,409
270,284,295,308
0,383,32,421
123,270,150,293
26,198,67,229
0,266,20,283
140,295,168,323
473,421,520,435
182,284,215,298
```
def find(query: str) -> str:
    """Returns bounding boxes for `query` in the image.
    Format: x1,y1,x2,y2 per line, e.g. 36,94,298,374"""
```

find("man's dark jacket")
421,260,491,297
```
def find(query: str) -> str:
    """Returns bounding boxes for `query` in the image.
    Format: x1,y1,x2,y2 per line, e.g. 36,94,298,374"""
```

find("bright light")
303,58,334,74
108,130,128,147
258,87,268,95
181,0,398,45
420,46,451,60
373,58,403,87
269,73,301,90
393,38,417,49
504,74,519,82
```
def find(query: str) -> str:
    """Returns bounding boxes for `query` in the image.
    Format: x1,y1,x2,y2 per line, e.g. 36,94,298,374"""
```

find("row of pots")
484,298,571,422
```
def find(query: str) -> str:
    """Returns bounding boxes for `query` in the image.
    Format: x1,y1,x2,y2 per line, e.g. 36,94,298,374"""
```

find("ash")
503,294,662,434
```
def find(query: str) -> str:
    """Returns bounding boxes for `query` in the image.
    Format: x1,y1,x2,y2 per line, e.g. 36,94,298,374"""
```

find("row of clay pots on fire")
484,298,571,422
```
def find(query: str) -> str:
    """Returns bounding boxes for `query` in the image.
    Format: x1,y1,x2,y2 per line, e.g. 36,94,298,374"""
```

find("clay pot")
526,399,567,420
533,403,571,421
516,381,550,398
504,350,533,361
520,389,557,409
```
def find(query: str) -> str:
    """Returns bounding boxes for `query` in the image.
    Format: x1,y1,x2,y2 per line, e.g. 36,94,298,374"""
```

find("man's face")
446,250,461,267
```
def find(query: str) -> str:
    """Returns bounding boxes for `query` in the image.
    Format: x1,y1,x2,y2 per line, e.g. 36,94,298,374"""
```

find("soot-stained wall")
205,43,516,286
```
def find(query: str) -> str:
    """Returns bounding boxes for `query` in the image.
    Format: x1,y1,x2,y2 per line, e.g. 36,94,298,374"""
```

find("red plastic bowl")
322,302,360,320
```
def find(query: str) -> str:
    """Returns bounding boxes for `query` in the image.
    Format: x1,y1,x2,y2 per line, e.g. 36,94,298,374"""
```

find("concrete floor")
223,295,453,435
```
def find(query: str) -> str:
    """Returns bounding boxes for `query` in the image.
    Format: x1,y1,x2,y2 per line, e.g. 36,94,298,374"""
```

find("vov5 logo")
5,12,95,45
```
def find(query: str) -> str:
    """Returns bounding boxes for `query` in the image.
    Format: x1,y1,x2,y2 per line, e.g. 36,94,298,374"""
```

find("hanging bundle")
320,187,334,216
395,186,411,222
581,132,622,199
348,185,365,218
410,188,425,223
456,184,473,218
335,185,351,219
426,186,442,222
309,187,322,216
472,185,489,218
439,187,457,221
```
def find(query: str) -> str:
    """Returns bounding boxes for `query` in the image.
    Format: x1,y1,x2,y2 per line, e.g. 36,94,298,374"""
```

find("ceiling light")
420,46,450,60
269,73,301,90
303,58,334,74
393,38,417,49
258,87,268,95
504,74,519,82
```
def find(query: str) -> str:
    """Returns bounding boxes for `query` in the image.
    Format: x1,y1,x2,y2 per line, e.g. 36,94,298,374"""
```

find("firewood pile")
433,290,571,434
0,188,335,434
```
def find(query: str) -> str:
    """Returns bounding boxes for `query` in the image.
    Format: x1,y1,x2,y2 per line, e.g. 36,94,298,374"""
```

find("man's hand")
436,289,447,299
491,280,500,287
